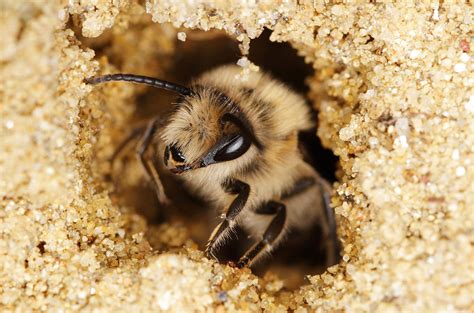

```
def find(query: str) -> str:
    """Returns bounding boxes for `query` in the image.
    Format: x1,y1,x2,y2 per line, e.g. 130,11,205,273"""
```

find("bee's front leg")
205,179,250,259
109,125,146,164
236,201,286,268
136,118,170,206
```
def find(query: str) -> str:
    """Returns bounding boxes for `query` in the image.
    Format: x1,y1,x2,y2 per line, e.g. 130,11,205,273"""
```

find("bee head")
161,86,262,175
86,70,264,177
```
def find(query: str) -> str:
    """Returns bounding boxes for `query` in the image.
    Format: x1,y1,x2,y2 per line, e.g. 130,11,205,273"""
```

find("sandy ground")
1,1,473,311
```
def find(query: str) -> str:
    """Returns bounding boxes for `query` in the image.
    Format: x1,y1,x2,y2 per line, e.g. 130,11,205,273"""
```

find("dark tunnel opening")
86,26,341,289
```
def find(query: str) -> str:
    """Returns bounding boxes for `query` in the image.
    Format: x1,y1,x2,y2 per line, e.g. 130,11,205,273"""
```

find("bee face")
163,133,252,174
162,89,253,174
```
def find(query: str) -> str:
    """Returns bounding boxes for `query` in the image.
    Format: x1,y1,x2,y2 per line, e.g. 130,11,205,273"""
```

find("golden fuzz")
160,65,314,164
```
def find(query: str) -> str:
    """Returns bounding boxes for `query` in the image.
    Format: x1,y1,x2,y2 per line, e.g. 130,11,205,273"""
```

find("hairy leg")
205,179,250,259
237,201,286,268
136,119,170,206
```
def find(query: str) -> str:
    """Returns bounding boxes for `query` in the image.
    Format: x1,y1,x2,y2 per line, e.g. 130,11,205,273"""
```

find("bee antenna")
86,73,193,96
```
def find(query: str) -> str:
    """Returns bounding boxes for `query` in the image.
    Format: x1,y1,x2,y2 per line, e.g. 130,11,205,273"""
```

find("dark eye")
214,135,251,162
170,145,186,163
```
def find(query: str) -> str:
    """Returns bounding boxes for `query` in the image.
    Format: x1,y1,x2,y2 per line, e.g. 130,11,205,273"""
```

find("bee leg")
317,178,340,266
205,179,250,259
108,126,147,194
110,125,147,164
137,119,170,206
237,201,286,268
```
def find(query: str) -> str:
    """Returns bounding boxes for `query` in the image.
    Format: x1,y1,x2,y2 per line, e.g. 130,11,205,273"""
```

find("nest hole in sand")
83,24,341,289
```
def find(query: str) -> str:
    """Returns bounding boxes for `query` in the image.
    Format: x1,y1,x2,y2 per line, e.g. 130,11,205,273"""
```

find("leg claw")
236,258,248,268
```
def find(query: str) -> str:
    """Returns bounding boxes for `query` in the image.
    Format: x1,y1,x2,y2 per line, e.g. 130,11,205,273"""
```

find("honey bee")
88,65,339,268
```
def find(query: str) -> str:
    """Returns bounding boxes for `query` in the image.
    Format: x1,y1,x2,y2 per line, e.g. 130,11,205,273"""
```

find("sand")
1,1,473,311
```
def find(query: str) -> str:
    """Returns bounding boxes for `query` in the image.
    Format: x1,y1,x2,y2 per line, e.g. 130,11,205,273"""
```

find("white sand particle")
456,166,466,177
454,63,466,72
177,32,187,42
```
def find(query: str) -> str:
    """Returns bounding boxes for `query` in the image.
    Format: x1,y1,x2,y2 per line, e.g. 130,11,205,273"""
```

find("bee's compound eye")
170,145,186,163
214,134,251,162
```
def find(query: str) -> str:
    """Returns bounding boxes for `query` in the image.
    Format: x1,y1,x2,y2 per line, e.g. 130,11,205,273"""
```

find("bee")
87,65,339,268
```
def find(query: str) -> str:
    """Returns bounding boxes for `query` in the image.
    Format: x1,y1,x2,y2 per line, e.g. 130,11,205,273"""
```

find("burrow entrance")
84,24,340,289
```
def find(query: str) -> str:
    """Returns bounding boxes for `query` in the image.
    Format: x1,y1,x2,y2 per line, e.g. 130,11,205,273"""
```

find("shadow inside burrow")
86,24,340,289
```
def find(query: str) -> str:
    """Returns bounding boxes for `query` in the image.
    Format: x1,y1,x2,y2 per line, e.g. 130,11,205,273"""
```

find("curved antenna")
86,73,192,96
